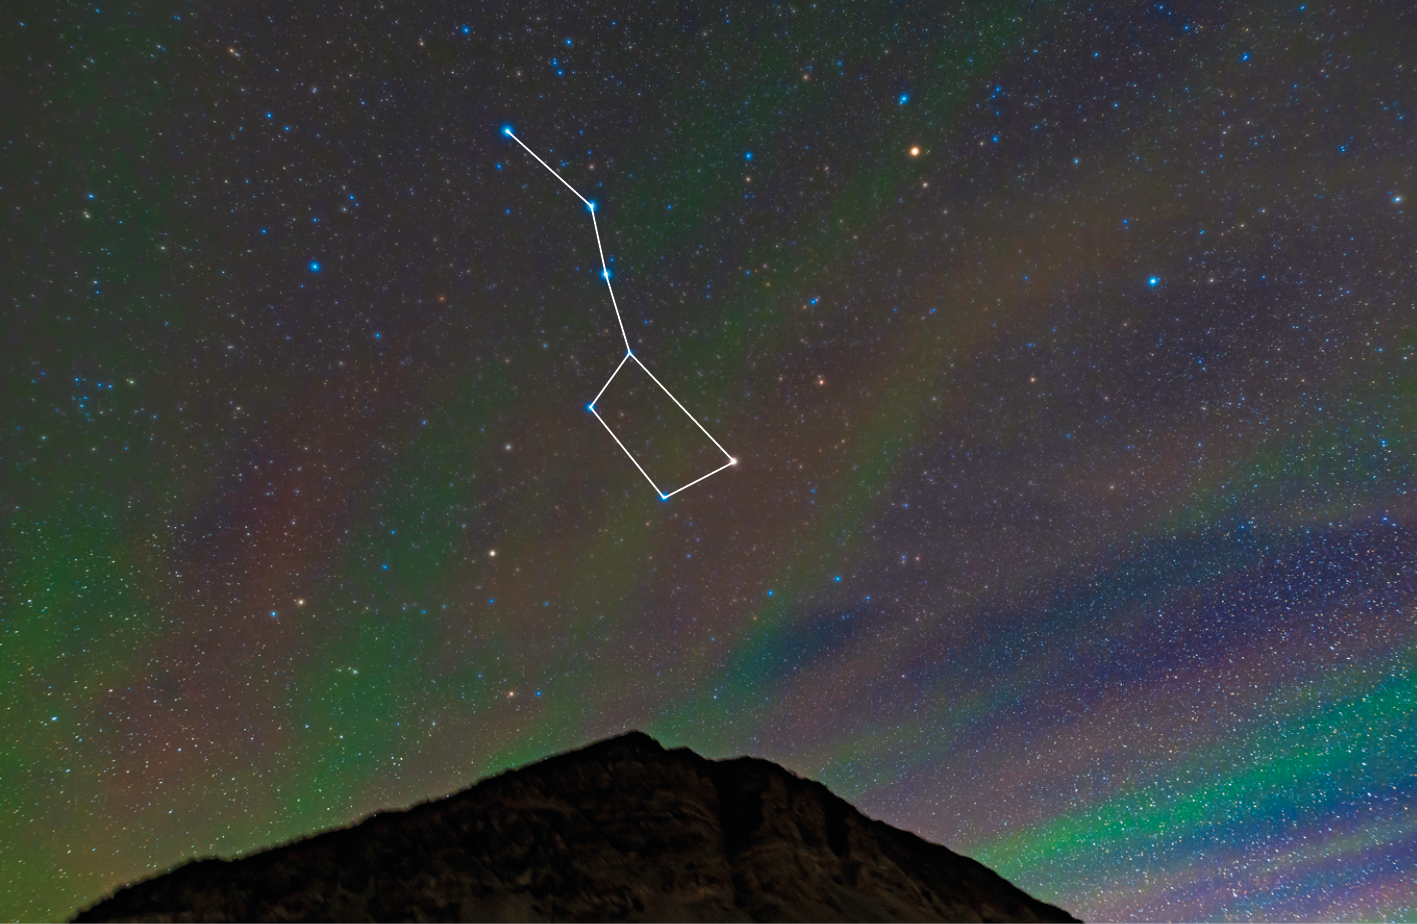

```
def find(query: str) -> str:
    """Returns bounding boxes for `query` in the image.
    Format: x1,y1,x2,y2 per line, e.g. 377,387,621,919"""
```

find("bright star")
309,261,320,272
1148,276,1160,286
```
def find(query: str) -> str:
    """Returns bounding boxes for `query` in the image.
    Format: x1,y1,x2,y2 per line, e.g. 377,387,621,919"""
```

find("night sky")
5,1,1415,920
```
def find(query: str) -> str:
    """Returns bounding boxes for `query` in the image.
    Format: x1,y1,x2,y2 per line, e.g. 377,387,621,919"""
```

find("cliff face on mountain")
74,731,1079,923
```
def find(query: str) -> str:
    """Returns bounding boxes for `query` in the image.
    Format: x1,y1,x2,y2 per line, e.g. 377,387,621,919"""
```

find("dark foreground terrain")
74,731,1079,922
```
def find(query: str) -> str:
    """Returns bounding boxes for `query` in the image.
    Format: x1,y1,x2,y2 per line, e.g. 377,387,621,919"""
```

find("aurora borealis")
4,1,1415,920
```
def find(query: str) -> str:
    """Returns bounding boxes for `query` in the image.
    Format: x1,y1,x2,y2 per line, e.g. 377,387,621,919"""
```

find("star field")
4,2,1415,920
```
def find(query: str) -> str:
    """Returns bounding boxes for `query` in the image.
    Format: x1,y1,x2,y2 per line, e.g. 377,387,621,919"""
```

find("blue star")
899,94,910,104
1148,276,1160,286
309,261,321,272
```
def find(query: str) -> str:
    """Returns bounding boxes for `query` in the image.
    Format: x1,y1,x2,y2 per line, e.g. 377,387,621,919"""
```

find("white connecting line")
503,127,736,500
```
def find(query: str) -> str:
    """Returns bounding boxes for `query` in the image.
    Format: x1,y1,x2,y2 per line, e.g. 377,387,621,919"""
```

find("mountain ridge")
74,731,1080,923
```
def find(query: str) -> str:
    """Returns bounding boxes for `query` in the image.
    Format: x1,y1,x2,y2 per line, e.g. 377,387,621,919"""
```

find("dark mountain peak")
75,732,1079,923
538,728,669,763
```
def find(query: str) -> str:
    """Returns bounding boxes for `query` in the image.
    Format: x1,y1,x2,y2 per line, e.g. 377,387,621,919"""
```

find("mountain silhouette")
74,731,1079,922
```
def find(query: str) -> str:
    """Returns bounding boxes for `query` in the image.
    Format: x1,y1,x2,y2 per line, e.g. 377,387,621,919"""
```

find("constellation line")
504,128,630,353
503,127,736,499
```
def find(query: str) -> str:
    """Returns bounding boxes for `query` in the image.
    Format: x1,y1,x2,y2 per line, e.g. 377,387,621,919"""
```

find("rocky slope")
74,731,1079,922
